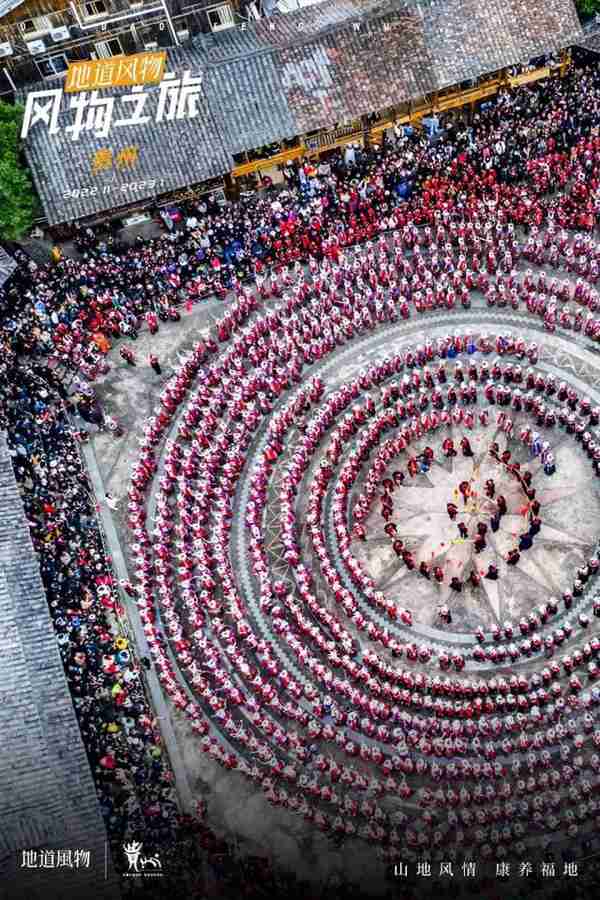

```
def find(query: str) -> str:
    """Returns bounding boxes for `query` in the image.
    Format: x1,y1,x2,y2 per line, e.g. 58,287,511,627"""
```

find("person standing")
460,436,473,457
507,548,520,566
439,605,452,624
104,492,119,510
459,480,471,504
103,414,123,437
120,346,136,366
519,532,533,551
543,451,556,476
149,353,161,375
529,516,542,536
442,438,457,457
474,534,486,554
470,570,481,588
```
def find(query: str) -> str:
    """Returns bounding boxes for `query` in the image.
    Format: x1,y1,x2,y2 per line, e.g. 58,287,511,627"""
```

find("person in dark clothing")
460,436,473,457
447,502,458,520
519,532,533,551
149,353,161,375
120,346,136,366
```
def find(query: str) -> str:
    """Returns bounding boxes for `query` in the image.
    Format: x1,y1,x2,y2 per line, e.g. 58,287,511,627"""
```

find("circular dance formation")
349,356,600,645
126,222,600,863
360,430,545,589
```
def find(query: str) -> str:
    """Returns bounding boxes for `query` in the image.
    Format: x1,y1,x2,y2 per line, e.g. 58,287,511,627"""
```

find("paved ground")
355,423,598,631
82,280,600,889
87,296,220,502
83,296,393,890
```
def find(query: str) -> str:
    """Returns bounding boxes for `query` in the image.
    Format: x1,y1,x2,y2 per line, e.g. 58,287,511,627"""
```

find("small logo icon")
123,842,162,877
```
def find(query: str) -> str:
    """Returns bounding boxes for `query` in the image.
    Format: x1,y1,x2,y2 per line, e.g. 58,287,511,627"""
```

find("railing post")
361,114,370,148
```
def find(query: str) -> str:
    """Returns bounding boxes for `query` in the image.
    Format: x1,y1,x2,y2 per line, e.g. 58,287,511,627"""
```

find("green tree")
0,101,36,240
576,0,600,20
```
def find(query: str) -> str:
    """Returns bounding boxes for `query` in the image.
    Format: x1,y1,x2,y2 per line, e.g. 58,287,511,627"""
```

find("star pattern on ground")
355,425,598,628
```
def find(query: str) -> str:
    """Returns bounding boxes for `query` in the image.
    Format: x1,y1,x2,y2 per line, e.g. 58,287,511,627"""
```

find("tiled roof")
503,0,583,58
19,41,232,226
0,247,17,288
20,0,582,225
425,0,581,88
194,27,267,61
203,51,297,155
254,0,380,44
208,0,581,144
0,433,119,900
575,27,600,54
0,0,24,19
273,6,436,134
425,0,513,88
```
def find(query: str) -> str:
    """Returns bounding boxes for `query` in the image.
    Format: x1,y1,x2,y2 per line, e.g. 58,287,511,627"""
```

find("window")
48,12,67,29
19,16,51,38
94,38,123,58
83,0,108,19
206,3,234,32
38,54,69,78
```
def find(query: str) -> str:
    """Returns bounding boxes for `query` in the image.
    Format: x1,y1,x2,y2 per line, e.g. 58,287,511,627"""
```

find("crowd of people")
1,360,194,882
125,309,600,875
376,430,547,587
119,221,600,857
4,56,600,897
0,61,600,382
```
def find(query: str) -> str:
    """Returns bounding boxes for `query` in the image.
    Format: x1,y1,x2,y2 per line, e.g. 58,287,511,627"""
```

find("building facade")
0,0,250,94
16,0,584,227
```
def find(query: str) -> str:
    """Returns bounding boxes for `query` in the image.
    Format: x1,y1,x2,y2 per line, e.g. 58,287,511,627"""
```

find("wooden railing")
230,59,570,183
232,147,305,179
508,66,551,87
304,122,362,151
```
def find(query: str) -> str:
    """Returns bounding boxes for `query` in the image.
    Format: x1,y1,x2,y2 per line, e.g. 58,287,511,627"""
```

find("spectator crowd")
3,57,600,900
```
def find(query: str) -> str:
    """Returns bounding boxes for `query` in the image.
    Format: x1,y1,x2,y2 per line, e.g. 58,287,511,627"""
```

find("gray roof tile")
20,0,582,224
204,51,297,155
0,247,17,288
577,29,600,54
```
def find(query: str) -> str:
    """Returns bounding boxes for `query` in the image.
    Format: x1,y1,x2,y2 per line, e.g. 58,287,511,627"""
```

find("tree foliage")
0,102,37,241
576,0,600,20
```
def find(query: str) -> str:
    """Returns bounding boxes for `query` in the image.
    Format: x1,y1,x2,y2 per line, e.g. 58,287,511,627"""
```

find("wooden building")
0,0,245,92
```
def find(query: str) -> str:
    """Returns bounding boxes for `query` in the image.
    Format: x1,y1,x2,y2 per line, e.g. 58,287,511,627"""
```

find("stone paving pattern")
354,424,597,629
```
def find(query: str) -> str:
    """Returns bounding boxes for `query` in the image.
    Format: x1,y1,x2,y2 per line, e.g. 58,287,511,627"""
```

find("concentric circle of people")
124,257,600,856
5,63,600,870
